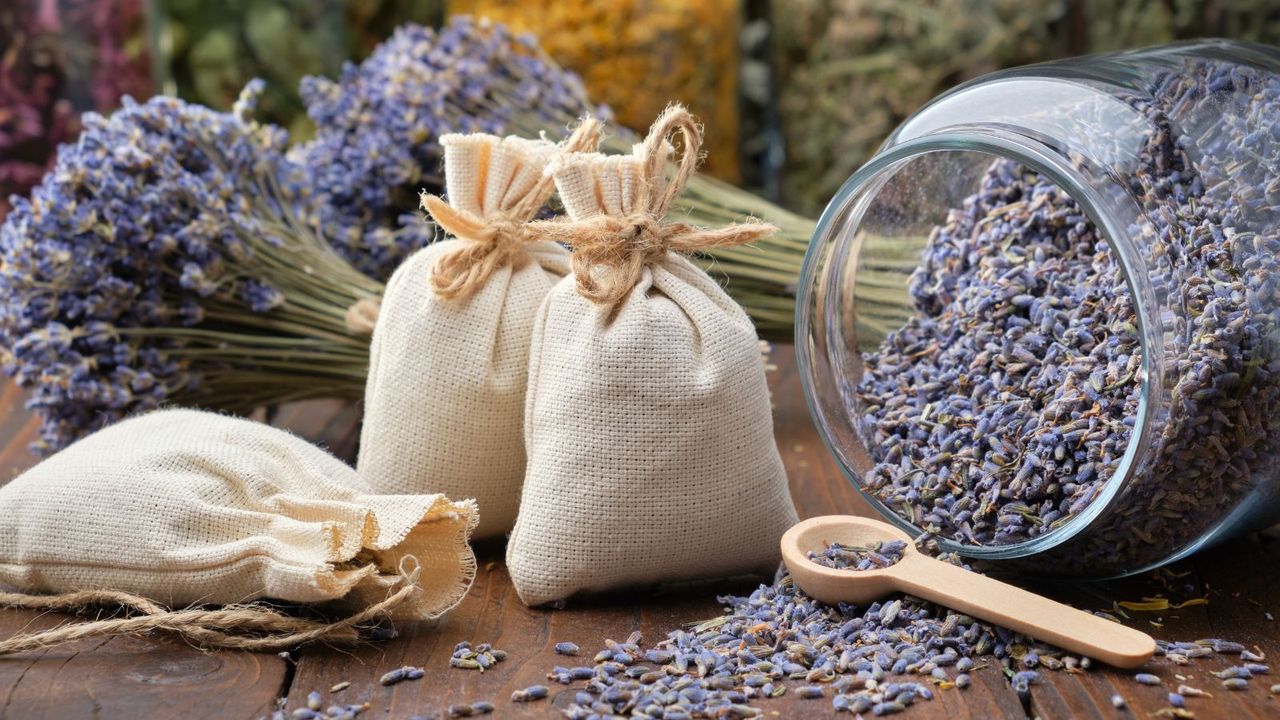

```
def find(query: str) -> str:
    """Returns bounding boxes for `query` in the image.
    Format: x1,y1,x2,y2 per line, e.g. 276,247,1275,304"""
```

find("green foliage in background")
1082,0,1280,53
773,0,1280,216
772,0,1067,217
154,0,443,138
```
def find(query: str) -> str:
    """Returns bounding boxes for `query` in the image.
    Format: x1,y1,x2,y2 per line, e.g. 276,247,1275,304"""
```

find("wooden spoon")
780,515,1156,669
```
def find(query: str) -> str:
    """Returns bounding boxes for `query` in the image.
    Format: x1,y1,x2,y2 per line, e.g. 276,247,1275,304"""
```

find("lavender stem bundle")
0,82,382,453
294,16,906,337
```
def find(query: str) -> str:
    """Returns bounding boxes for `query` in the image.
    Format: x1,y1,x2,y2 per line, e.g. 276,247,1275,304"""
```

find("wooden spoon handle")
892,554,1155,669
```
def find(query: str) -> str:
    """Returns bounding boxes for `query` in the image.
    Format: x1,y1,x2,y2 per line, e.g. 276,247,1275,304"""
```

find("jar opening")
798,137,1154,563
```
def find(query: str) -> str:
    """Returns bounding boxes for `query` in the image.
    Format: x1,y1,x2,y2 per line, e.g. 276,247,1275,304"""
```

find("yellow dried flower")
449,0,742,181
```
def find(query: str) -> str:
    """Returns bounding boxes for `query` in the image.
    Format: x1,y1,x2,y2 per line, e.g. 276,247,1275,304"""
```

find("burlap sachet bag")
358,122,600,539
506,106,800,606
0,408,477,653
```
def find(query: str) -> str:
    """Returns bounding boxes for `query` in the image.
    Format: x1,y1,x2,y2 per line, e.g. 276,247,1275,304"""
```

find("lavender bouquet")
0,82,381,454
294,16,821,335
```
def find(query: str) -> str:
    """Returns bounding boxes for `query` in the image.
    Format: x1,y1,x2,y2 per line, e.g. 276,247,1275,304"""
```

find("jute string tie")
342,118,602,326
423,119,603,301
420,204,533,300
0,556,423,654
534,105,776,308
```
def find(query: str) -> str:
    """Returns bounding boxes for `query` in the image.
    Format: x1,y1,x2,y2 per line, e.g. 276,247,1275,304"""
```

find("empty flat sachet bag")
0,409,478,621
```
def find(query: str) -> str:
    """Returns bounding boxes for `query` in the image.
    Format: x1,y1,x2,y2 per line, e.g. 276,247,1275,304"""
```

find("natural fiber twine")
0,558,421,654
506,105,798,606
423,118,602,301
357,119,604,539
533,105,776,308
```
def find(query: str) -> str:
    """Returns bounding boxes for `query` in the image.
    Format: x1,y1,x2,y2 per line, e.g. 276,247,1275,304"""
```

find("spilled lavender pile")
250,557,1266,718
546,539,1059,718
544,549,1272,718
855,56,1280,572
809,540,908,571
0,83,381,453
292,16,604,280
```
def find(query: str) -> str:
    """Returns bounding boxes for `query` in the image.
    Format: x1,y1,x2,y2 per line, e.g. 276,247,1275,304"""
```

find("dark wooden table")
0,346,1276,719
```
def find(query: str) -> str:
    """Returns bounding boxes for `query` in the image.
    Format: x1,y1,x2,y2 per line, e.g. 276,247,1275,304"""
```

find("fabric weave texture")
0,409,477,620
358,134,571,538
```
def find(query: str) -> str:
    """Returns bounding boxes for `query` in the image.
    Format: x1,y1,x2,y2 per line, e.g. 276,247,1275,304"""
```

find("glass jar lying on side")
797,40,1280,578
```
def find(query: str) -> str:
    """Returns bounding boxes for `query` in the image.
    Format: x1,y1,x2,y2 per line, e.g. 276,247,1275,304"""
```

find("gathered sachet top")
358,120,601,539
506,105,800,607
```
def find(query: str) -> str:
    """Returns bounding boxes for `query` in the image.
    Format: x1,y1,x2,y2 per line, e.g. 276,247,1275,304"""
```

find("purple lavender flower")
1,82,378,454
292,16,608,280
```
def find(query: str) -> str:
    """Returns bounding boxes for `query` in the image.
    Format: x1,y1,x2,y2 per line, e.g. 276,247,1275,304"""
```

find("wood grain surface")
0,345,1276,719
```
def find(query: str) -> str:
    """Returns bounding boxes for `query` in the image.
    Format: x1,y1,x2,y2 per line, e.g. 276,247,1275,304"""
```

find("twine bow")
423,119,603,301
535,105,776,308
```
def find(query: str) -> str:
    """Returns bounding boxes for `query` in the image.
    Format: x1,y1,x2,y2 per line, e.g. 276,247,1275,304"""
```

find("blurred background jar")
10,2,1279,288
770,0,1280,216
446,0,745,183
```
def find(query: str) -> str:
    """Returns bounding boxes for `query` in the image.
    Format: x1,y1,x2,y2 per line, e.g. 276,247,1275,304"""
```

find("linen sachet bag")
507,106,800,606
0,408,477,652
358,122,600,539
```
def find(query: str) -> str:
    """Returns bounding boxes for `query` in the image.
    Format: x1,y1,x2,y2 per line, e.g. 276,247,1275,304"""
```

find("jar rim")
796,129,1160,564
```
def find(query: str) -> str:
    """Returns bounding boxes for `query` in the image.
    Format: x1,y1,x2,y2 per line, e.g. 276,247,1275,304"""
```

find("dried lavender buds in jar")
808,540,909,570
856,159,1142,548
850,56,1280,573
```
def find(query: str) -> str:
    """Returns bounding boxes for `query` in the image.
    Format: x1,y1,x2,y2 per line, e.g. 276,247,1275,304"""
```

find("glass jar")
797,40,1280,578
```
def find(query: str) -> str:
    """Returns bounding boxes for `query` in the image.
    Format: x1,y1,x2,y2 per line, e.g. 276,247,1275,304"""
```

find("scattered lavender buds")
1135,673,1162,686
1222,678,1249,691
854,56,1280,574
554,641,581,656
511,684,549,702
447,701,495,717
1011,670,1040,697
544,554,1084,718
449,641,507,672
1176,684,1211,698
1111,693,1126,708
379,666,424,686
808,540,908,571
528,547,1278,717
797,685,825,698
